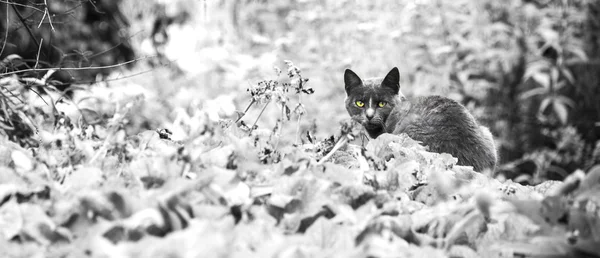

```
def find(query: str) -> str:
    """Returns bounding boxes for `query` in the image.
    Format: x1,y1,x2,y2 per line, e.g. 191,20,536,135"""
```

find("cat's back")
386,95,497,171
389,96,477,135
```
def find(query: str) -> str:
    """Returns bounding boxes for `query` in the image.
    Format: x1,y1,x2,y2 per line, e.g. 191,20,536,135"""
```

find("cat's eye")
378,102,387,108
355,100,365,107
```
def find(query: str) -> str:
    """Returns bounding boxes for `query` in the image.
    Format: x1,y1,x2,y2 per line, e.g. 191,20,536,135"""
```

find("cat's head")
344,67,404,138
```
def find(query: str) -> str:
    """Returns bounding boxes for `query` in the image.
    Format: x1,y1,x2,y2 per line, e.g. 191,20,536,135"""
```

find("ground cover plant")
1,0,599,257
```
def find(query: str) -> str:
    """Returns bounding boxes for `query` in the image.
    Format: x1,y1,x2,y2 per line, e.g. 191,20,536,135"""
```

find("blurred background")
1,0,599,184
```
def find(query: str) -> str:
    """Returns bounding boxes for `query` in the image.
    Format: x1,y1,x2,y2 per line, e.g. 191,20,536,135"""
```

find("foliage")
0,55,599,256
0,0,134,87
1,0,600,257
229,0,600,181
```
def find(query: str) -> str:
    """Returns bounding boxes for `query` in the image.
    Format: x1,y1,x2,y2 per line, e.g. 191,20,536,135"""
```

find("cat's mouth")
363,122,383,130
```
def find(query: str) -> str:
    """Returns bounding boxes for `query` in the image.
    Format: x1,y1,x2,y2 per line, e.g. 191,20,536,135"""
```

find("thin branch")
0,2,9,58
36,0,56,32
34,38,43,69
234,99,255,124
43,0,55,31
10,3,42,57
294,94,302,145
0,97,14,127
249,100,270,135
0,55,156,76
295,112,302,145
82,67,158,84
86,41,128,59
27,86,50,107
273,103,285,150
37,4,47,28
0,0,44,13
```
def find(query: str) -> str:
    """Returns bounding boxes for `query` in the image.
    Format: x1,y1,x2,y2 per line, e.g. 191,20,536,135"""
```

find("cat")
344,67,497,172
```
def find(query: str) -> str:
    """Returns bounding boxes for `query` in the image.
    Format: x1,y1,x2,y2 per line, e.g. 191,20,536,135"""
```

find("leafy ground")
1,0,600,257
1,65,599,257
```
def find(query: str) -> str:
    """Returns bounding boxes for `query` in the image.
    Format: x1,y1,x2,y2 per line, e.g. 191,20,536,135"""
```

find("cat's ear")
382,67,400,94
344,69,362,94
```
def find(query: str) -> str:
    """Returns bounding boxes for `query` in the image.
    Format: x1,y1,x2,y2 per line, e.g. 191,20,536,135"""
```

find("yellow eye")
378,102,387,108
355,100,365,107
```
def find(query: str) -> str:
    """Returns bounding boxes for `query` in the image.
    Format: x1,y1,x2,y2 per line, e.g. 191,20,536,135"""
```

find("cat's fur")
344,67,497,172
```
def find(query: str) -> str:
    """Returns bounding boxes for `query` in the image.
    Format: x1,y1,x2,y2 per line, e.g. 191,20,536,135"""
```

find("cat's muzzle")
364,121,383,130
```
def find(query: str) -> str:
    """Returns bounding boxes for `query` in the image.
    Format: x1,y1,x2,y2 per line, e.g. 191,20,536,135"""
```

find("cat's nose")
365,108,375,120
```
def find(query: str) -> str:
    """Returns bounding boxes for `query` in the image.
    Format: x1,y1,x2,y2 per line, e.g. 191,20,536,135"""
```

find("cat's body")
344,67,497,172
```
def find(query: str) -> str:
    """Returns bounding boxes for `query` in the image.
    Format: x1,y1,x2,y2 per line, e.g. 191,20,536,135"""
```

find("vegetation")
0,0,599,257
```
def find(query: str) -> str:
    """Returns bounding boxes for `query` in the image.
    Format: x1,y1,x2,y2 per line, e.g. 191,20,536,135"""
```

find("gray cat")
344,67,497,172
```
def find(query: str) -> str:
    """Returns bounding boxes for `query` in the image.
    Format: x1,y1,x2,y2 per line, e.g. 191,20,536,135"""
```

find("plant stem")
234,99,255,124
10,4,42,57
294,94,302,145
317,135,348,165
249,100,270,135
273,103,284,150
295,114,301,145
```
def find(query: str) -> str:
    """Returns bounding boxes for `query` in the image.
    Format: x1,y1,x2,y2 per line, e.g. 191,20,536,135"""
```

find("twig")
0,56,155,76
294,94,302,145
37,0,55,32
86,42,128,59
0,0,44,13
317,135,349,165
273,103,285,150
85,67,157,83
295,112,302,145
0,93,15,127
10,4,43,58
34,38,43,69
27,87,50,107
249,100,270,135
0,3,9,58
234,99,255,124
38,4,46,28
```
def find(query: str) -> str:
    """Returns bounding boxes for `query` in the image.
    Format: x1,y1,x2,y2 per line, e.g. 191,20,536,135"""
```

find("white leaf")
11,150,33,173
552,100,568,125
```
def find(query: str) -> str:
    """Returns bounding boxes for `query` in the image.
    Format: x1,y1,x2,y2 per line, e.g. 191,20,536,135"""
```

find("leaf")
539,97,552,114
304,216,354,250
523,60,549,82
250,184,273,199
318,163,363,185
567,46,588,62
11,150,34,173
284,104,291,120
301,88,314,94
448,245,479,258
554,95,576,109
531,72,550,89
579,165,600,192
560,67,575,84
519,87,548,100
431,45,454,56
366,133,425,159
508,199,548,226
62,167,104,191
550,66,559,85
79,108,103,125
570,187,600,242
552,99,569,125
0,198,22,240
494,237,571,257
223,181,251,206
20,203,71,244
